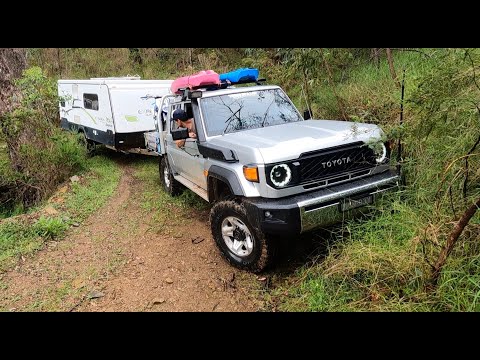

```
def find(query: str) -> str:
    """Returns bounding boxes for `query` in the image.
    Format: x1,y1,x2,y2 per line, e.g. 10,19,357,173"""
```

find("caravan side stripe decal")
65,107,97,124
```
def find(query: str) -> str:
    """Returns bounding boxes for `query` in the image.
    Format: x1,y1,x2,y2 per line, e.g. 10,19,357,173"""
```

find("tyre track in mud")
0,158,261,312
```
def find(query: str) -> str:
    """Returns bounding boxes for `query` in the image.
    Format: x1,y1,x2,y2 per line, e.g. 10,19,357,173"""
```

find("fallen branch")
68,295,86,312
464,50,480,93
430,196,480,286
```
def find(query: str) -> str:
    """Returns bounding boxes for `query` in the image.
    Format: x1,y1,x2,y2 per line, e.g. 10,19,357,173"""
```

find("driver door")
165,102,206,190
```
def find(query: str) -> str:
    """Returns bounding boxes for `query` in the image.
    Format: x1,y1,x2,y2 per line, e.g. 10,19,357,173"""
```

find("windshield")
200,88,303,136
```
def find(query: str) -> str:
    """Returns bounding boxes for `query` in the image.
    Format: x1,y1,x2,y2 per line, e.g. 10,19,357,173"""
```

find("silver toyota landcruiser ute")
155,84,399,272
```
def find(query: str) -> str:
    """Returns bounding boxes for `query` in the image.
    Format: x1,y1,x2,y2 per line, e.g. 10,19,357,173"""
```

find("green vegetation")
0,217,64,269
0,143,11,175
271,202,479,311
0,143,16,218
63,154,122,221
1,48,478,311
0,67,88,214
0,153,121,271
263,49,480,312
131,156,208,236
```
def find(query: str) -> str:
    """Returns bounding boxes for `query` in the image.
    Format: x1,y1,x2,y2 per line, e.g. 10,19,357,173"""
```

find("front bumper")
242,170,400,236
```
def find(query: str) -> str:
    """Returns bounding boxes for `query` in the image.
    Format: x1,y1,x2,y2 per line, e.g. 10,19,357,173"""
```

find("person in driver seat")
172,108,196,148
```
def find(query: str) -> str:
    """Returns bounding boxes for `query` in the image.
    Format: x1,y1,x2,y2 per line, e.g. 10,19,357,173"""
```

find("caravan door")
109,87,157,133
109,85,171,148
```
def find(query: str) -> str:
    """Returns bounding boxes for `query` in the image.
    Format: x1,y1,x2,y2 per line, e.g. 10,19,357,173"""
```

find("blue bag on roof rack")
220,68,259,84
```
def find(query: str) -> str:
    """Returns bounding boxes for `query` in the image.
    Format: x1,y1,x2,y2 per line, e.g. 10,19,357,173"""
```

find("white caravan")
58,77,173,151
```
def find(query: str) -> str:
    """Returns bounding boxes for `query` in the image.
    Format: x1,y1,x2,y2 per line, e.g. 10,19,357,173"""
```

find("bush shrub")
0,66,87,213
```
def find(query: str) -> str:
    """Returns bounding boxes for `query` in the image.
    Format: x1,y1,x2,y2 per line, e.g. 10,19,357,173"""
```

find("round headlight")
375,143,387,163
270,164,292,187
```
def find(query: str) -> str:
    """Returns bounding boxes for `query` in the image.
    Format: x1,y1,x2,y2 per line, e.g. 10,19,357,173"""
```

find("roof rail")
220,78,266,88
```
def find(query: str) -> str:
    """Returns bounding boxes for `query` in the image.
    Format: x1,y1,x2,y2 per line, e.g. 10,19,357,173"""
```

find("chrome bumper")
298,172,400,232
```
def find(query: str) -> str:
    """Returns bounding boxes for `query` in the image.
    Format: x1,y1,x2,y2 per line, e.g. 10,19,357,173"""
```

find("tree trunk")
0,48,26,117
57,48,62,76
0,48,27,169
386,48,401,88
430,196,480,286
302,68,312,118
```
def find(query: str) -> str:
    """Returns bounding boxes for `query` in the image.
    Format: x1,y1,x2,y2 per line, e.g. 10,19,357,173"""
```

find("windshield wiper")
222,106,243,135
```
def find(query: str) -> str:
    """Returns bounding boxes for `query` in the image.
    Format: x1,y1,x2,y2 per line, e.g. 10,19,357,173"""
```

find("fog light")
265,211,272,219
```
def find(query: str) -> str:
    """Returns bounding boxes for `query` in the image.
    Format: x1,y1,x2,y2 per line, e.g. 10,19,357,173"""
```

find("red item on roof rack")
171,70,221,94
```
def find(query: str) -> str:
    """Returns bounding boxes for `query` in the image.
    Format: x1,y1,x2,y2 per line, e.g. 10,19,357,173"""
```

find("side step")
174,175,209,201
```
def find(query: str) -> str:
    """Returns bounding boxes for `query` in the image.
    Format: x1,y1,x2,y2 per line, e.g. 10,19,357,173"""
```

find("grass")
265,49,480,312
62,154,122,221
269,196,431,312
130,156,209,236
435,254,480,312
4,49,477,312
0,153,121,271
315,52,436,125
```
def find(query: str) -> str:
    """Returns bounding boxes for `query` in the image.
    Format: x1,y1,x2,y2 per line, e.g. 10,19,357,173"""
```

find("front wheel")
159,156,183,196
209,200,275,273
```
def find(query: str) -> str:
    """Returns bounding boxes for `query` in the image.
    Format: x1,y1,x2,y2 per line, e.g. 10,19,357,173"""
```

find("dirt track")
0,160,265,312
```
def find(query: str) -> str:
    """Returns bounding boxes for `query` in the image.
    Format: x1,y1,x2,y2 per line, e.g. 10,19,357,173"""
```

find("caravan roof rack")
177,79,268,100
90,76,141,80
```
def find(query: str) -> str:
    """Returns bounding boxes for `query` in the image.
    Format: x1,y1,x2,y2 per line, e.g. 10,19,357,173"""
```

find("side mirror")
303,109,312,120
171,127,189,141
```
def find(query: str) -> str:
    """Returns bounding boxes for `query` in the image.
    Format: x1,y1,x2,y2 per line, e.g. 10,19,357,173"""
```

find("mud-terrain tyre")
210,200,275,273
159,156,183,196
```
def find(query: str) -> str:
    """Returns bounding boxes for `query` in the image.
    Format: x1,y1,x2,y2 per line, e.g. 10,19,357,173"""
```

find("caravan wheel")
79,131,96,155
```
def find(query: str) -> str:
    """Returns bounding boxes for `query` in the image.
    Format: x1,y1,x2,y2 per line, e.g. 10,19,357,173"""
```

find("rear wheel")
159,156,183,196
210,200,275,273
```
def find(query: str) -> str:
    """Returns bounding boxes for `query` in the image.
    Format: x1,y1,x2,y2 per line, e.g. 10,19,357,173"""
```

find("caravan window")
83,93,99,111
